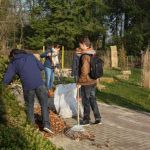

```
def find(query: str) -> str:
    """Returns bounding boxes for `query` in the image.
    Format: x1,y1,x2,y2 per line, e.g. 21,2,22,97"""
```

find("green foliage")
27,36,45,50
105,0,150,55
8,0,149,54
24,0,107,49
0,56,9,81
125,28,144,55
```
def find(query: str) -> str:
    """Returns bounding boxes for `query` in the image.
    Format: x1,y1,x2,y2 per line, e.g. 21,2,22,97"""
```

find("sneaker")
43,127,54,134
80,120,90,126
93,120,102,125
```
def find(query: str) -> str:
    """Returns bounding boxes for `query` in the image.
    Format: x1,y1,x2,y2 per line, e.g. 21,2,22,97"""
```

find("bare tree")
0,0,27,52
0,0,19,51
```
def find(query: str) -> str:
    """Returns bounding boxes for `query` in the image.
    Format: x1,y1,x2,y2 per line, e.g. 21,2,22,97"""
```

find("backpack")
79,54,103,79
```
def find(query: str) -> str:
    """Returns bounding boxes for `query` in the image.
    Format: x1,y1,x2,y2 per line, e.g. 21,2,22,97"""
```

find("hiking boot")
43,127,54,134
80,120,90,126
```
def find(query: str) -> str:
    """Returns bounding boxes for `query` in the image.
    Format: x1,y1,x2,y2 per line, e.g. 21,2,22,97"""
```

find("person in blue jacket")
3,49,53,134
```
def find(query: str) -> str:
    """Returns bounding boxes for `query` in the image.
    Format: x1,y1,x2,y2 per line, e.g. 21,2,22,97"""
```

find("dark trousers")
23,85,50,128
81,85,101,121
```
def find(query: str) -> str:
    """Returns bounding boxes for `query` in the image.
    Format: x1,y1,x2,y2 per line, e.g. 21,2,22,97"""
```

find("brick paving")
49,102,150,150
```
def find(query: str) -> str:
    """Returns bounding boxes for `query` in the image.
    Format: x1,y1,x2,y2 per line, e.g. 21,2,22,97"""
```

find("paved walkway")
12,86,150,150
49,102,150,150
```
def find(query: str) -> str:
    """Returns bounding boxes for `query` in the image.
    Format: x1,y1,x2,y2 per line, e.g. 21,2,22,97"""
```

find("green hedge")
0,56,9,81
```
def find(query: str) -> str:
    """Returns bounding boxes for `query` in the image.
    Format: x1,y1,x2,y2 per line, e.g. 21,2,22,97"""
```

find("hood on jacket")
11,53,29,61
82,49,96,55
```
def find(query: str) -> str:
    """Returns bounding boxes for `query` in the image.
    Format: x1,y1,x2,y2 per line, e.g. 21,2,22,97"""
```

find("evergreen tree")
105,0,150,55
24,0,107,49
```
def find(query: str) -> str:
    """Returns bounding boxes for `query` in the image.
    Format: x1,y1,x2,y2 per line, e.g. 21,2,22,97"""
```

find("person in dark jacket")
71,48,82,82
3,49,53,134
77,37,101,126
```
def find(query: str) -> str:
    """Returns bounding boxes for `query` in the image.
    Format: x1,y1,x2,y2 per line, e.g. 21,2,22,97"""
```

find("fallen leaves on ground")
34,106,67,138
65,129,95,141
34,106,95,141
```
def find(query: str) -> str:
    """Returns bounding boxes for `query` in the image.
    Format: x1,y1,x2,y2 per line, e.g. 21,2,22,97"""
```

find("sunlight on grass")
97,68,150,112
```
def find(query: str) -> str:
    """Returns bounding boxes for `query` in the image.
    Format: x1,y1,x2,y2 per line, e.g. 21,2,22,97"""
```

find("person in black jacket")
71,48,82,82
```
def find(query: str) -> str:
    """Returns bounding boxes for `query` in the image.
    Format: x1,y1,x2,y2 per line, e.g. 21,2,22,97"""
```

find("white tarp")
54,83,83,118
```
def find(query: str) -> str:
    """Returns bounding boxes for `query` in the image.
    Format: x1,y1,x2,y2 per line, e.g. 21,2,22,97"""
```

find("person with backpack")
3,49,53,134
77,37,102,126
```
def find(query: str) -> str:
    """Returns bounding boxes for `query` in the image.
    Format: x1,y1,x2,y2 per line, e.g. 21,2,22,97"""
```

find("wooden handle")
77,87,80,126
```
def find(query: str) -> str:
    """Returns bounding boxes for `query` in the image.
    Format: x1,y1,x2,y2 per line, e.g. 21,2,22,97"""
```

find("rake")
66,86,85,133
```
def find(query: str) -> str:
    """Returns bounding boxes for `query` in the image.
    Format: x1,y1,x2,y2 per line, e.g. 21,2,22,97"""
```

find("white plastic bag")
54,83,83,118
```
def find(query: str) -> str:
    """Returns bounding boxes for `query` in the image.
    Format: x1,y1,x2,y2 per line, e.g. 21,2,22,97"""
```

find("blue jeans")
81,85,101,121
23,85,50,128
45,67,54,89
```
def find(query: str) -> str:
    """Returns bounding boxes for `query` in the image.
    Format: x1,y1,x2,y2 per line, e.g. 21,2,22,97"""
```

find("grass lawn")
97,68,150,112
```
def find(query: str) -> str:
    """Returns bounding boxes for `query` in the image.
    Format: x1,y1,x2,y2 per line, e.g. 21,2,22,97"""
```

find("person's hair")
79,37,92,48
46,44,52,49
54,44,61,49
9,49,28,60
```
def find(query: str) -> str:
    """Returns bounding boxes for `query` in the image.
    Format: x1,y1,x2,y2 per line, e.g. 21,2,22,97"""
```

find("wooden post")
62,46,64,69
142,49,150,88
110,45,118,68
42,46,45,62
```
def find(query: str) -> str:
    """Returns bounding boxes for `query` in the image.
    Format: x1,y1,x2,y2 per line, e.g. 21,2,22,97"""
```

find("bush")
0,56,9,81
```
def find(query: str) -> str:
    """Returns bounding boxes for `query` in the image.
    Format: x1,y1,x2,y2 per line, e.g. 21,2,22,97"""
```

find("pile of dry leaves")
34,106,67,137
34,106,95,141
